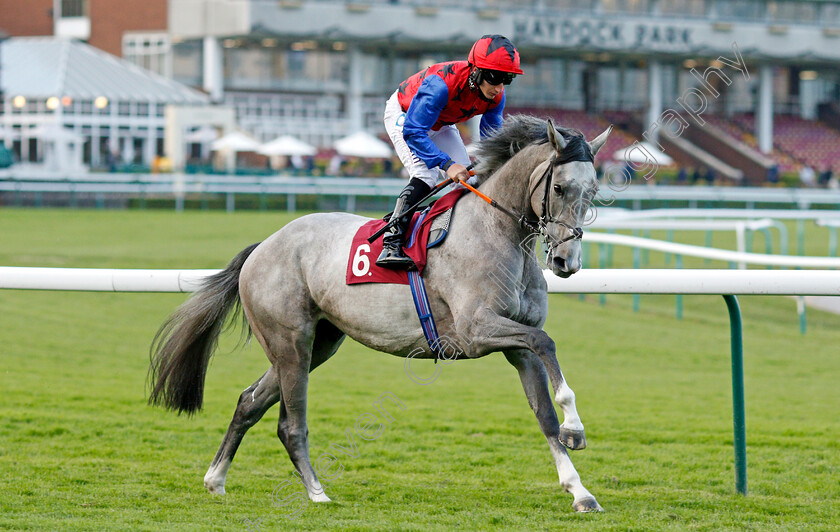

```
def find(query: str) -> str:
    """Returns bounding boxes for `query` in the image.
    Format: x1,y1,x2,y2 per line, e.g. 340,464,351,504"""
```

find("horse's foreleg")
459,310,586,449
204,368,282,495
504,350,602,512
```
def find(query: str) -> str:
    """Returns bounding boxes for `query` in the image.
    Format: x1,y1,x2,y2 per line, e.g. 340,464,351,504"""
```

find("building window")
226,45,272,88
544,0,595,10
715,0,762,21
601,0,650,14
61,0,88,17
767,1,817,23
823,3,840,25
172,40,202,87
660,0,706,17
123,33,172,78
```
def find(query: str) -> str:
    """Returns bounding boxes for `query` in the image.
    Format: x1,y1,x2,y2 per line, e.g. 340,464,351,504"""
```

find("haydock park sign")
514,16,693,52
514,12,840,61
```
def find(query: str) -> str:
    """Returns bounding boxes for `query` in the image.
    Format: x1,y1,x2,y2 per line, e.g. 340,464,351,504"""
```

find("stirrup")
376,256,415,270
376,241,416,270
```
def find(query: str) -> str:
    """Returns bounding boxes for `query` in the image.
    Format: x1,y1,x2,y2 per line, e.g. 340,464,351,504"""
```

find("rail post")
723,294,747,495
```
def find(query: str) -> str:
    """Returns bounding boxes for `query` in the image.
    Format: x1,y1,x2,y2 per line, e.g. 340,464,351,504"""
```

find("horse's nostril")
552,256,567,271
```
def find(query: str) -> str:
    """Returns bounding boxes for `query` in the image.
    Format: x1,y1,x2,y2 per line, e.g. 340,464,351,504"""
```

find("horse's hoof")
559,427,587,450
204,468,227,495
309,491,331,503
204,481,226,495
573,497,603,513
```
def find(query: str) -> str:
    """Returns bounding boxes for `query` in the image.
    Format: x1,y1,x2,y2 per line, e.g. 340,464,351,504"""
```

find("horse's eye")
553,184,564,196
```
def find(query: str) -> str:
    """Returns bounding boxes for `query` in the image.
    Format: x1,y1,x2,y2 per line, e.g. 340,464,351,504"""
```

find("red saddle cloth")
346,189,466,285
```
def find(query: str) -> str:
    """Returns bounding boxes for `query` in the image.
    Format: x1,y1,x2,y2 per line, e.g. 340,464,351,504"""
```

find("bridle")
525,152,585,246
473,152,584,250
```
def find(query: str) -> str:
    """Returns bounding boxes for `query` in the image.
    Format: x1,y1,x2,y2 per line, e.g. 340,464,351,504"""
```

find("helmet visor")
481,69,517,86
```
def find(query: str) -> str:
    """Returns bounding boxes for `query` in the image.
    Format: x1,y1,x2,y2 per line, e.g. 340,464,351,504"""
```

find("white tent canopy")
612,141,674,166
334,131,392,158
211,131,260,152
258,135,316,157
211,131,261,172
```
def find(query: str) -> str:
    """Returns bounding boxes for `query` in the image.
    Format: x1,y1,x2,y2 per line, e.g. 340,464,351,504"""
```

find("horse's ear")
546,118,567,152
588,125,613,156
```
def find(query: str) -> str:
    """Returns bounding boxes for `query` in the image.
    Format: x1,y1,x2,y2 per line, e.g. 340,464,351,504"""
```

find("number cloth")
345,189,466,285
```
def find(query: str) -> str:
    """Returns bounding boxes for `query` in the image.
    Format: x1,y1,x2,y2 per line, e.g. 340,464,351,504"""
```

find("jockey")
377,34,523,269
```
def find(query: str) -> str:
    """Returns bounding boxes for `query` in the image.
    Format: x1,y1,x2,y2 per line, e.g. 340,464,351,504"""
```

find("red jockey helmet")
468,35,524,75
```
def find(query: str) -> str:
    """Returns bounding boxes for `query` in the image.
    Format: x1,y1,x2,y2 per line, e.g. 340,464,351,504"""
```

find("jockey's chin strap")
458,153,583,248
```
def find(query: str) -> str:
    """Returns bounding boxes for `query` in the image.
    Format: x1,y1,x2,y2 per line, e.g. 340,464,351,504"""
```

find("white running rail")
1,265,839,294
585,232,840,268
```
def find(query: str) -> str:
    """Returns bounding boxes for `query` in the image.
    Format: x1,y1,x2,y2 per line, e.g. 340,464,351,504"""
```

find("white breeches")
383,91,474,188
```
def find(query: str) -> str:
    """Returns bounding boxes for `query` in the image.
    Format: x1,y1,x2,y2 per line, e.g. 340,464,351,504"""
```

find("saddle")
346,189,466,285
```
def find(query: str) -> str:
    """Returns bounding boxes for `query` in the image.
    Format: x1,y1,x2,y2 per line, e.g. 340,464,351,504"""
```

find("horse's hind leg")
273,320,345,503
204,321,345,496
504,350,602,512
204,368,281,495
272,338,326,501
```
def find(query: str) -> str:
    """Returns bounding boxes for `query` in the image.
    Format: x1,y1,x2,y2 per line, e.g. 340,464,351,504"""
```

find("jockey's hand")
446,163,470,185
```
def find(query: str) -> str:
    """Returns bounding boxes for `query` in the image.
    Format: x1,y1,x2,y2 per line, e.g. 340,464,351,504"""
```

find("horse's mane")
471,114,593,184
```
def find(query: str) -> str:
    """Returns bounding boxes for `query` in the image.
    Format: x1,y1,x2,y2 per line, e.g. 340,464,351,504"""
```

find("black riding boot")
376,178,432,270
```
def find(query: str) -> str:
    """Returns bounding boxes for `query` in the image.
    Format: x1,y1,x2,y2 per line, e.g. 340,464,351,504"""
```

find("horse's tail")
148,242,261,415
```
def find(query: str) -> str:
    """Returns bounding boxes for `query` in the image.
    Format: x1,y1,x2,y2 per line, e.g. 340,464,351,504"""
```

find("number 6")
351,244,371,277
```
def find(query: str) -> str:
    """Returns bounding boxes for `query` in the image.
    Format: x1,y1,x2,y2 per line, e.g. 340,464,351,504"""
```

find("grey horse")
149,115,611,512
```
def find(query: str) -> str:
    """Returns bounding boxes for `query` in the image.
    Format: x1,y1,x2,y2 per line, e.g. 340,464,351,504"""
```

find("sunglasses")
481,69,517,86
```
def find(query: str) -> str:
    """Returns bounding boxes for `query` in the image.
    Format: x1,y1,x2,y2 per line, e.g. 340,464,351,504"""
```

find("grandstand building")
2,0,840,181
170,0,840,181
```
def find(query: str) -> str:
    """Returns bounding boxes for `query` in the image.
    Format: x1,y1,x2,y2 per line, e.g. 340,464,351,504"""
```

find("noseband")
525,153,584,247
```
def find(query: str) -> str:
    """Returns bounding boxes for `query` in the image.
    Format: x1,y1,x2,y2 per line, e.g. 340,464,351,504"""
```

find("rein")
460,153,584,247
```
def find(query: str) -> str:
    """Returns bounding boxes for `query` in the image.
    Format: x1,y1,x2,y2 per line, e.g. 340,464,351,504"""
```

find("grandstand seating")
733,113,840,174
509,107,639,165
702,114,798,173
703,113,840,174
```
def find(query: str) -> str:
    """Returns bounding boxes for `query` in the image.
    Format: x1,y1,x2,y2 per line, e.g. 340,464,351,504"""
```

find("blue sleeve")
402,76,454,170
480,92,505,139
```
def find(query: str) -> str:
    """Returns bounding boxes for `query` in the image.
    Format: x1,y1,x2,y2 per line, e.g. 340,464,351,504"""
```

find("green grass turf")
1,208,839,531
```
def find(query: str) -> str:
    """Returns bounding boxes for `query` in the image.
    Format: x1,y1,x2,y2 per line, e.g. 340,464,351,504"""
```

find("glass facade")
660,0,707,16
714,0,763,20
172,40,203,88
601,0,650,14
223,44,348,91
